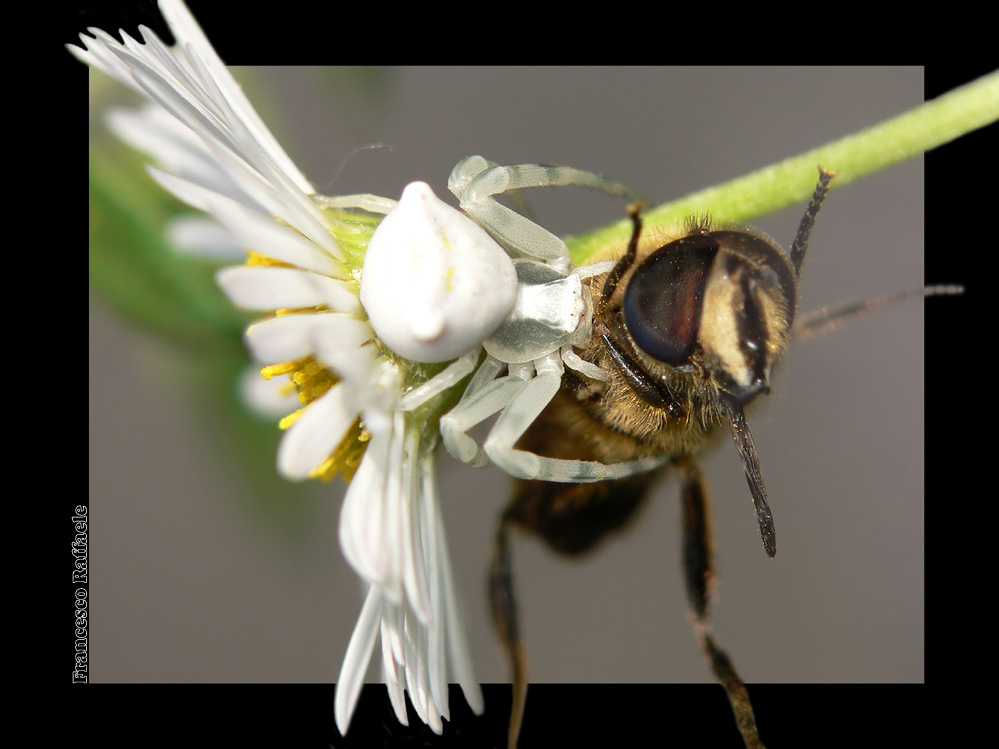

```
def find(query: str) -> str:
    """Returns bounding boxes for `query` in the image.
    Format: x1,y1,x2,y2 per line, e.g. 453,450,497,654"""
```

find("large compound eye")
623,235,718,365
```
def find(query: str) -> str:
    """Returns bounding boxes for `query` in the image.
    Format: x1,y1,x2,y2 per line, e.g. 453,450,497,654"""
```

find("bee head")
608,169,832,560
623,227,798,407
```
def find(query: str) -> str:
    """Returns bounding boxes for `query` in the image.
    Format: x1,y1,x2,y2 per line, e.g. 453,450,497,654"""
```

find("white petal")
400,421,433,624
426,453,484,715
380,616,403,686
381,418,407,603
157,0,315,195
146,165,225,213
168,216,245,260
239,366,300,419
311,319,378,382
150,171,343,276
243,313,367,368
277,382,358,480
383,652,409,726
243,315,316,364
195,131,343,261
108,105,246,207
383,599,406,672
424,691,444,735
70,29,134,82
405,609,444,735
82,7,340,262
335,586,384,736
339,431,391,585
159,33,341,259
217,266,359,312
149,163,333,267
362,364,404,435
107,42,233,162
360,403,393,438
403,612,429,727
420,455,450,719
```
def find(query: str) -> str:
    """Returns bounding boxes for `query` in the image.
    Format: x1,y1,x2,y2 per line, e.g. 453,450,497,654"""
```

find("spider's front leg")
396,350,480,412
449,155,640,273
439,361,533,467
441,257,598,468
484,353,671,482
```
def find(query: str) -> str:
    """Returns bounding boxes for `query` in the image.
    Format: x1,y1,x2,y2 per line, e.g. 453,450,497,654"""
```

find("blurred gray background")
89,66,928,688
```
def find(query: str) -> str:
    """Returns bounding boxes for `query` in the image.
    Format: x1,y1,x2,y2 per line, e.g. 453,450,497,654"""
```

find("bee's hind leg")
488,513,528,749
676,456,766,749
488,468,660,748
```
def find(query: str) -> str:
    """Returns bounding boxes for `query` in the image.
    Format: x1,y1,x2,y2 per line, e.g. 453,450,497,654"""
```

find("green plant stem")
568,69,999,265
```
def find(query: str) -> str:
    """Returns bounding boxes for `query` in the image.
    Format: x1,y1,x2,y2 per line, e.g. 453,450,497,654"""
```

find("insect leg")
397,350,479,411
440,369,531,467
675,457,766,749
450,156,641,271
484,355,669,481
595,201,643,316
488,514,528,749
448,156,640,204
312,193,398,214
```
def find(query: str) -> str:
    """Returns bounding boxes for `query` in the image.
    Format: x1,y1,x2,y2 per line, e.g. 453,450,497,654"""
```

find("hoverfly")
466,168,956,748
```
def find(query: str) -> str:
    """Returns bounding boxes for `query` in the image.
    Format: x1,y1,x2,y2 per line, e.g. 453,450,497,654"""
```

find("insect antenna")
789,167,836,276
721,394,777,558
793,284,964,339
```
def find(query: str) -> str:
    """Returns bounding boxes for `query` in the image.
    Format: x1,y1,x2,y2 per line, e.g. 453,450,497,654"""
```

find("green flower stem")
568,70,999,266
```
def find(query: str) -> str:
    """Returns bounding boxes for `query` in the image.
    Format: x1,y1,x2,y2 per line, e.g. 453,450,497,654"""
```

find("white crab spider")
358,156,671,483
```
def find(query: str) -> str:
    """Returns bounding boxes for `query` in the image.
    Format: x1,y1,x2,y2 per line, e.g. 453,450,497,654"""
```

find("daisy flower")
77,0,482,734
